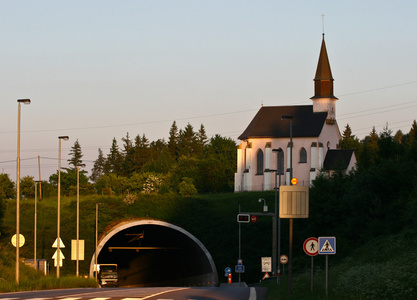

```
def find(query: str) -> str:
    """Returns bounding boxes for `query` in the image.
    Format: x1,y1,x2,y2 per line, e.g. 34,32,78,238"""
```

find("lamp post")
34,180,41,271
272,148,284,280
76,163,86,277
95,202,102,285
263,148,283,280
57,136,69,278
16,98,30,284
281,116,293,184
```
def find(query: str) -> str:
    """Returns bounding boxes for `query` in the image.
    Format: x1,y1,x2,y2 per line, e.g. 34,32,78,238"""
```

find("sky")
1,0,417,181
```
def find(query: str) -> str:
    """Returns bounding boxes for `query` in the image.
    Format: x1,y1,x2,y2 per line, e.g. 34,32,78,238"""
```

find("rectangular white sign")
71,239,85,260
261,257,272,272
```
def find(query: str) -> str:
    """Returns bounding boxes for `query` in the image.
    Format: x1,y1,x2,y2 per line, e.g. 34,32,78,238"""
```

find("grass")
1,192,417,297
263,229,417,299
0,243,96,292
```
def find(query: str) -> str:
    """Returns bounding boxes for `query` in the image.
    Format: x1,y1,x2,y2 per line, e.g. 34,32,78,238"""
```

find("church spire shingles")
311,34,338,100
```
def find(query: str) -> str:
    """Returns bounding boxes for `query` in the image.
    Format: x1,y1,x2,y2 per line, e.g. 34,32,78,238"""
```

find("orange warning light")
291,177,298,185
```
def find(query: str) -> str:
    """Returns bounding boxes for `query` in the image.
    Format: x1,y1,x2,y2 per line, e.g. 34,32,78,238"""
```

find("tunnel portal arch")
89,219,218,287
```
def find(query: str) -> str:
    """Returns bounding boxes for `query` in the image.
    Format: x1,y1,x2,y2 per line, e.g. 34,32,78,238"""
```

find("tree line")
307,120,417,246
0,121,237,200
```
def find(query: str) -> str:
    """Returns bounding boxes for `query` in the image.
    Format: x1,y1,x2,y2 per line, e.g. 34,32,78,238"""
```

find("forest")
0,121,238,202
1,120,417,208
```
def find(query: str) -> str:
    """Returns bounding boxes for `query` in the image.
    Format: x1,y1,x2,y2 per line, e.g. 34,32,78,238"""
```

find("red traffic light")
237,214,250,223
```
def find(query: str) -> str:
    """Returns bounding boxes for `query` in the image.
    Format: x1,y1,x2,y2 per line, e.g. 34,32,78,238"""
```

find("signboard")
318,237,336,255
279,186,309,218
52,249,65,267
237,214,250,223
280,255,288,265
235,265,245,273
11,234,25,248
303,237,319,256
71,239,85,260
261,257,272,272
250,215,257,223
52,237,65,248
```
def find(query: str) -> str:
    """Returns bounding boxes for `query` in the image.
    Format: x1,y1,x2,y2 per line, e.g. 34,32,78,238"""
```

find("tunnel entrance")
89,219,218,287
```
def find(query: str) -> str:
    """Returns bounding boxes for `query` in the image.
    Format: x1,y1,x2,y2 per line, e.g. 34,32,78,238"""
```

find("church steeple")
311,34,338,123
311,34,338,100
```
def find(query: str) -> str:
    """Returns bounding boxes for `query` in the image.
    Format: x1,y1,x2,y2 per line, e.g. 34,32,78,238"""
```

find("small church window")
300,147,307,163
277,149,284,175
256,149,264,175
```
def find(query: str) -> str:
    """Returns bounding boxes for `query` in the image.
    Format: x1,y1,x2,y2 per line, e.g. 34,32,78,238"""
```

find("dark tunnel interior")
97,224,215,287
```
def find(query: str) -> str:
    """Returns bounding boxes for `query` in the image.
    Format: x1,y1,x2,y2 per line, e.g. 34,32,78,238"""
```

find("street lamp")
281,116,293,185
16,98,30,284
57,135,69,278
34,180,41,271
95,202,102,285
258,198,268,212
76,163,86,277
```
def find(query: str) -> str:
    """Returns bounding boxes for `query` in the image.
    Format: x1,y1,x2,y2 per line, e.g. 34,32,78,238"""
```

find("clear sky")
1,0,417,181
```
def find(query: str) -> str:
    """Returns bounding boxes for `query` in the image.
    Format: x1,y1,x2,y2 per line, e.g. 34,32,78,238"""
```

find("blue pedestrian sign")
235,265,245,273
318,237,336,255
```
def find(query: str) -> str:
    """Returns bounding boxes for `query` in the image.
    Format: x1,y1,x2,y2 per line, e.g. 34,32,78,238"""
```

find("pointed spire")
311,34,338,100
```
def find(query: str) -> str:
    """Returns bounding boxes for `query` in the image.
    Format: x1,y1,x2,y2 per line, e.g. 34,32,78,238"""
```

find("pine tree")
168,121,179,158
195,124,208,156
407,120,417,145
122,132,133,155
104,138,123,174
91,148,105,182
178,123,197,157
122,132,134,176
68,139,83,170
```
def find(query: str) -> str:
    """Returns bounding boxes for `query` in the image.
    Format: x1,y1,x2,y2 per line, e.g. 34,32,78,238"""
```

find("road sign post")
279,185,309,295
318,237,336,297
303,237,318,291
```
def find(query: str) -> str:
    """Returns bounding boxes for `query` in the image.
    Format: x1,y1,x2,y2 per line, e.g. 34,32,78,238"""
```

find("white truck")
98,264,119,287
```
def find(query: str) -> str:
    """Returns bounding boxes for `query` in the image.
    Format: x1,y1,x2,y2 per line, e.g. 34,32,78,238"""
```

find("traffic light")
237,214,250,223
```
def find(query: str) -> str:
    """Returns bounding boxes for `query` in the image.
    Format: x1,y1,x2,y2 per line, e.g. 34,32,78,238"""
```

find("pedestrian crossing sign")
318,237,336,255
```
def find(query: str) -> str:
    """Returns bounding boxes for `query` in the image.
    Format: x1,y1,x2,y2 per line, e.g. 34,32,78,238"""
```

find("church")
234,35,356,192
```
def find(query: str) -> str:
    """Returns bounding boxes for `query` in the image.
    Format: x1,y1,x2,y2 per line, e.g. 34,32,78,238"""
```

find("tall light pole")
76,163,86,277
34,180,41,271
281,115,295,294
281,116,293,184
57,135,69,278
264,149,283,280
16,98,30,284
95,202,102,285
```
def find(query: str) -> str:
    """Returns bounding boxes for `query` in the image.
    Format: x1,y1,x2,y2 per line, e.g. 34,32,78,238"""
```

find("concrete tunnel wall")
89,219,219,287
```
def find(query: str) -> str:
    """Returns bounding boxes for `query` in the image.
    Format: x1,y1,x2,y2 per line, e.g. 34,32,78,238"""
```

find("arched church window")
256,149,264,175
276,149,284,175
300,147,307,163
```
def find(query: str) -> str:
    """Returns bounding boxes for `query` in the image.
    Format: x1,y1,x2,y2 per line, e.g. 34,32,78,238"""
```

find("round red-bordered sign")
303,237,318,256
251,215,257,223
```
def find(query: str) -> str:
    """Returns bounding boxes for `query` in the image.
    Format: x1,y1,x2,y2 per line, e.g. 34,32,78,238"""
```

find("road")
0,286,267,300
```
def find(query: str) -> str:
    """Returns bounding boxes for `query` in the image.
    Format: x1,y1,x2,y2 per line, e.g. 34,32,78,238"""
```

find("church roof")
238,105,328,140
323,149,354,170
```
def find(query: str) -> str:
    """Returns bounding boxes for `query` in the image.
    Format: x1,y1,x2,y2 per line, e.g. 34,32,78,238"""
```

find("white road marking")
139,287,189,300
249,287,257,300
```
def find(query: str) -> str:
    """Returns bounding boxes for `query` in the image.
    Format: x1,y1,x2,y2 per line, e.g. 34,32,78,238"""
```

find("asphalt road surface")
0,286,267,300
